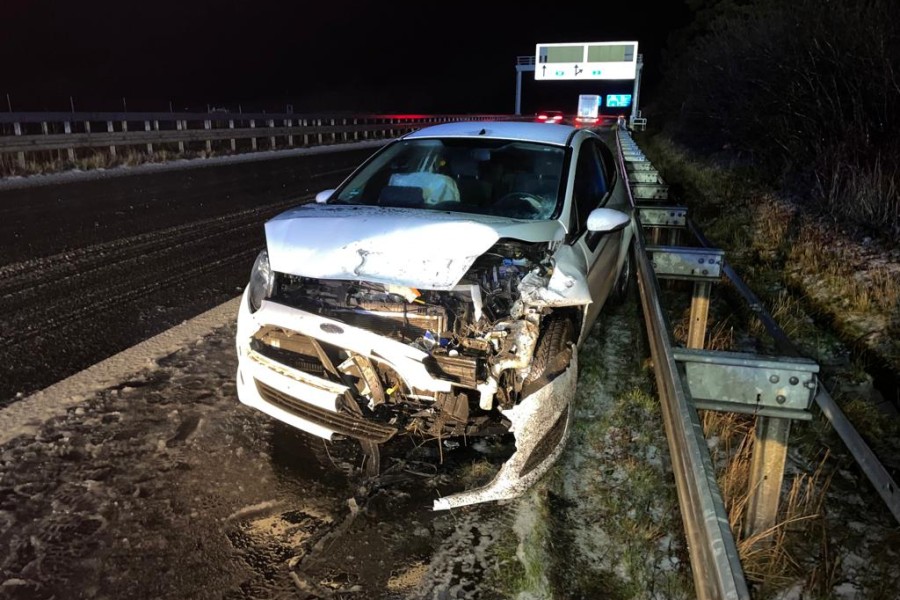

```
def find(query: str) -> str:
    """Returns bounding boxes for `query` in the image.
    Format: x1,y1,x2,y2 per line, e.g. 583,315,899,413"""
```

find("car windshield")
331,138,566,220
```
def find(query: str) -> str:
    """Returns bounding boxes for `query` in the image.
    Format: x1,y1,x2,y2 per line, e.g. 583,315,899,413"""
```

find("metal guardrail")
687,221,900,523
0,112,521,169
616,122,899,598
615,127,750,600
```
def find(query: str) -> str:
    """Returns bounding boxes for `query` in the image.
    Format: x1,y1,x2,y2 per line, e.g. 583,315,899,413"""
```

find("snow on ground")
501,294,694,599
0,296,528,599
0,140,387,191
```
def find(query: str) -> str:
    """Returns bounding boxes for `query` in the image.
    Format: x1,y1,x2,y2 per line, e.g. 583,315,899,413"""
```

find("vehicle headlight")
247,249,275,313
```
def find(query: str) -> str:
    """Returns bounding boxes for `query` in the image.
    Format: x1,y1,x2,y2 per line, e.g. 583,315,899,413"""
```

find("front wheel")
522,316,576,396
608,246,634,306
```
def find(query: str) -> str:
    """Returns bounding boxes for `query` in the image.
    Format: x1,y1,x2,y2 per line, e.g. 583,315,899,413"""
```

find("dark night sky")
1,0,693,115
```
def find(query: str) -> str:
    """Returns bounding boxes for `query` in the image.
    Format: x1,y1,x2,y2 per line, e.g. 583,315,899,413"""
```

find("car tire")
523,316,576,395
608,246,634,306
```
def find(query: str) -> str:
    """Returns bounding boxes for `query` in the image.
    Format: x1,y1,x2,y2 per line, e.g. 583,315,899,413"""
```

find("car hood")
265,204,566,290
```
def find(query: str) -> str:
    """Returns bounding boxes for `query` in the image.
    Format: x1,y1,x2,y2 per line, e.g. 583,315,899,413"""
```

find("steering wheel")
494,192,545,217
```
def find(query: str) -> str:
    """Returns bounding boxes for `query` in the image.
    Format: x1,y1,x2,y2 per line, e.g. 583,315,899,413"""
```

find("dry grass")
673,309,736,351
646,133,900,372
703,411,834,592
748,195,799,261
816,153,900,233
457,458,498,488
738,458,832,590
748,290,808,343
0,147,223,177
783,215,900,318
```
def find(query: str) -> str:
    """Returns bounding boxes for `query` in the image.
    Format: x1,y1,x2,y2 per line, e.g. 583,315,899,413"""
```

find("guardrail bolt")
769,375,780,384
776,395,787,404
789,376,799,385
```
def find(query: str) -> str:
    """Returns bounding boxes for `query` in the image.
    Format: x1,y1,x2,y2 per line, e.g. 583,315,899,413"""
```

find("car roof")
403,121,577,146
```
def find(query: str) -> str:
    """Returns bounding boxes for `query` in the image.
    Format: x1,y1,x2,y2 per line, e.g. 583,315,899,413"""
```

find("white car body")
235,121,635,509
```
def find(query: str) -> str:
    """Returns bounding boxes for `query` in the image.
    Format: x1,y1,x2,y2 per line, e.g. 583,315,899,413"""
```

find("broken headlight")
247,249,275,313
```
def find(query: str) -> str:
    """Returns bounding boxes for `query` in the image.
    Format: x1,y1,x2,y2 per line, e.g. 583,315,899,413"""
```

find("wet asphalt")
0,147,375,403
0,319,524,600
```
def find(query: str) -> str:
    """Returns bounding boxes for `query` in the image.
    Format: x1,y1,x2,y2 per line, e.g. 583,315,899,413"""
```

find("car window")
570,139,609,239
332,138,566,221
596,138,618,188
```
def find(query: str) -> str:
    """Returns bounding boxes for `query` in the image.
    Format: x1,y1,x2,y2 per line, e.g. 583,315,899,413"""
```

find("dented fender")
433,351,577,510
518,244,592,307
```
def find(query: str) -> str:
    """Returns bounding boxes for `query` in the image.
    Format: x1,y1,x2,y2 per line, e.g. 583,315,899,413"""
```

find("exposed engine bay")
248,239,576,450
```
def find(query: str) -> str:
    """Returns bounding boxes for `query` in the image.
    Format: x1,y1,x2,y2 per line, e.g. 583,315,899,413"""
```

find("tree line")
653,0,900,235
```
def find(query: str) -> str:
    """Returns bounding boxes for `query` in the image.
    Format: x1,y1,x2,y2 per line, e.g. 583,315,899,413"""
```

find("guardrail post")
63,121,75,162
176,119,185,153
106,121,116,158
204,119,212,153
13,122,25,169
228,119,236,152
687,281,711,349
250,119,257,151
268,119,275,149
362,118,368,140
744,416,791,542
302,119,309,146
317,119,323,145
144,121,153,154
286,119,293,146
78,121,87,161
353,118,358,141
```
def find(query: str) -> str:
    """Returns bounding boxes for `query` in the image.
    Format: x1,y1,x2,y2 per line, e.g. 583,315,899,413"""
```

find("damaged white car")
235,121,635,510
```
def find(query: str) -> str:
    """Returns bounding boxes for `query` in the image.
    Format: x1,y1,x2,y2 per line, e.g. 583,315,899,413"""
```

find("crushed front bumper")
234,288,576,510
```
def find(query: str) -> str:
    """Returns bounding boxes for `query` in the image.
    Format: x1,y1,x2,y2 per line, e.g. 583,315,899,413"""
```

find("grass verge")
643,130,900,598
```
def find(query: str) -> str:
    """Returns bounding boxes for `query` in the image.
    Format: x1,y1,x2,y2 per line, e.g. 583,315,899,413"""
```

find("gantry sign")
534,41,638,80
514,41,644,126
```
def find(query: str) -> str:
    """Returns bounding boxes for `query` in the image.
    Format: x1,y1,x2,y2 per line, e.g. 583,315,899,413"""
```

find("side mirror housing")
586,207,630,233
315,189,335,204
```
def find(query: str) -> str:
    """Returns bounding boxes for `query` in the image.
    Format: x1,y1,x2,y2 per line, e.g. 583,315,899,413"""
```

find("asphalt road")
0,147,376,403
0,319,523,600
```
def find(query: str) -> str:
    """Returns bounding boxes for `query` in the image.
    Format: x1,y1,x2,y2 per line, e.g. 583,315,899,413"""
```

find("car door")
569,137,624,336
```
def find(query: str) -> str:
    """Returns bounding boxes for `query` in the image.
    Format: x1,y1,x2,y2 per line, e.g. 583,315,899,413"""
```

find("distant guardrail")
0,111,522,169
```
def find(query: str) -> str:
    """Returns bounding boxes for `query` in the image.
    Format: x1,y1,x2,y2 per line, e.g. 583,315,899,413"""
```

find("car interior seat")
449,155,492,207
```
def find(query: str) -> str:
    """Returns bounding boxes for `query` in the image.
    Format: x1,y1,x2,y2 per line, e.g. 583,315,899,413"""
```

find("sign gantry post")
514,56,535,116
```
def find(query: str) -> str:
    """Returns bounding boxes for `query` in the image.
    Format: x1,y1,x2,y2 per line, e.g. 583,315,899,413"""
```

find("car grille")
314,306,446,343
250,338,327,376
255,380,397,444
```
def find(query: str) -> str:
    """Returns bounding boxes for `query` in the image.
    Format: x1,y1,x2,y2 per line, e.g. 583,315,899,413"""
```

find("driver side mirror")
315,189,335,204
586,207,630,233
